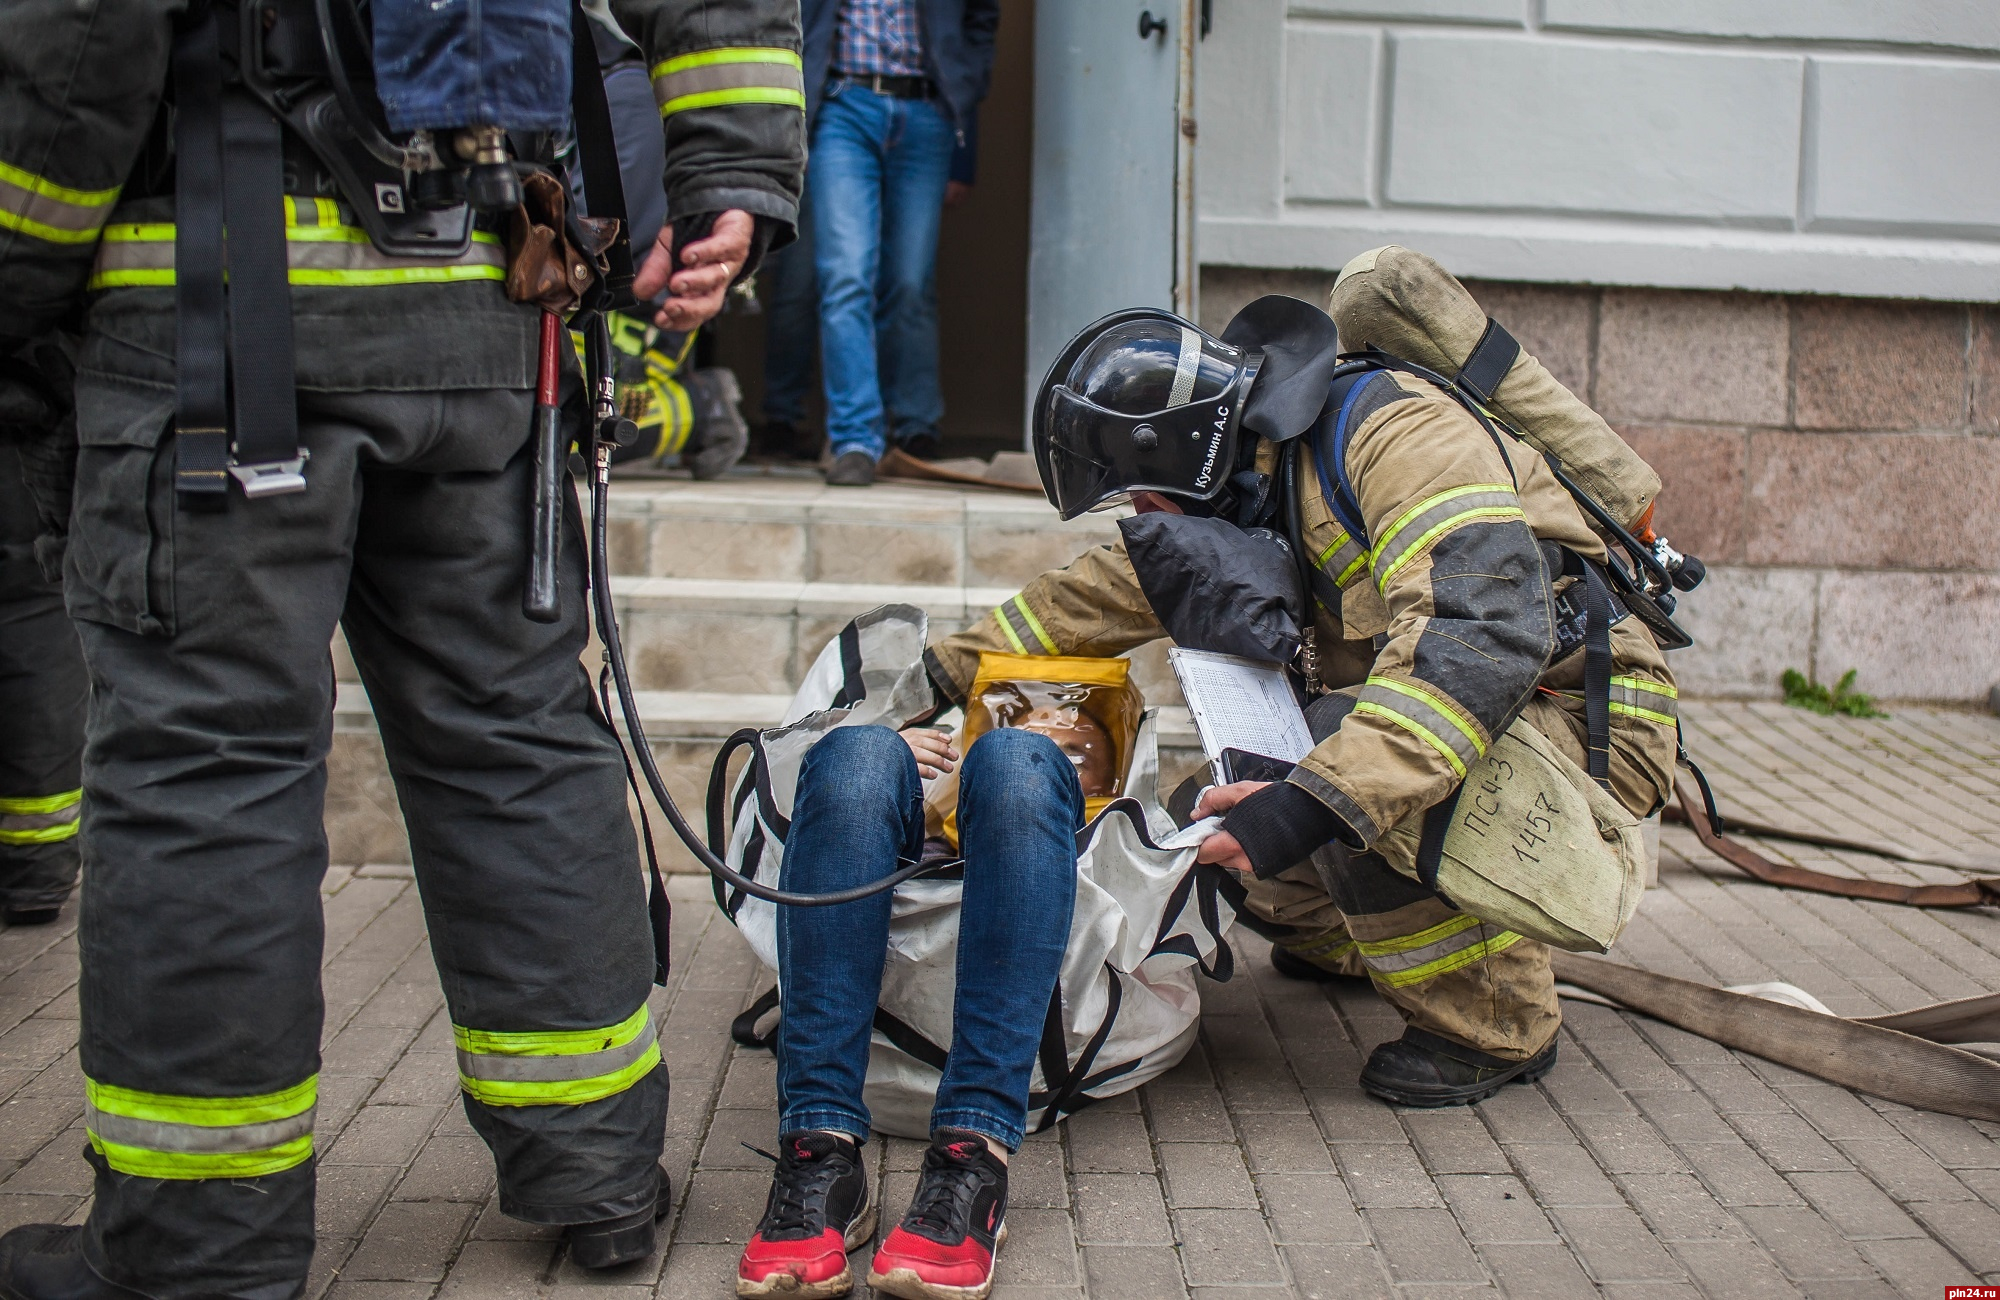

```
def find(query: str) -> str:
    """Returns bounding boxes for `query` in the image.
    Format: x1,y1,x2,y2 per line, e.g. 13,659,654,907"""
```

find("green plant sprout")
1781,668,1886,718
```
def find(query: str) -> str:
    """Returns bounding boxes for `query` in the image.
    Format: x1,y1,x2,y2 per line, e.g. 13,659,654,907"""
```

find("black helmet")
1033,309,1262,520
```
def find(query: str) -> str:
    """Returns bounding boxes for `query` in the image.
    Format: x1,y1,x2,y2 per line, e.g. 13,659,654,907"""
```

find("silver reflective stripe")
1361,920,1512,976
456,1017,660,1084
0,170,117,239
1168,326,1202,408
1357,679,1484,775
654,59,806,104
83,1103,316,1154
1609,677,1678,719
1369,488,1522,591
91,233,507,279
0,806,79,834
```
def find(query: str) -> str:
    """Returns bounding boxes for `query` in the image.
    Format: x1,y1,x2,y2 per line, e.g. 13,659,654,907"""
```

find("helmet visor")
1039,384,1244,520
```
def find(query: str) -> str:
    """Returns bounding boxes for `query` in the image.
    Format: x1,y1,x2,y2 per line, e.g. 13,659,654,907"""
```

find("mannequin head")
1012,704,1117,798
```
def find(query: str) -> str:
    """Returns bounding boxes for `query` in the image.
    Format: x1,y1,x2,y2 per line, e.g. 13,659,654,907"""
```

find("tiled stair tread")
608,574,1019,615
335,682,1196,744
602,476,1089,521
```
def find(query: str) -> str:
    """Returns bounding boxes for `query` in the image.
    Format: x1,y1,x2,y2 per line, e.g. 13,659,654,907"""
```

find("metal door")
1024,0,1197,437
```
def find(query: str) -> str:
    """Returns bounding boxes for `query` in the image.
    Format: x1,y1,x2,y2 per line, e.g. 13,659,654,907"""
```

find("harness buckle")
228,449,311,498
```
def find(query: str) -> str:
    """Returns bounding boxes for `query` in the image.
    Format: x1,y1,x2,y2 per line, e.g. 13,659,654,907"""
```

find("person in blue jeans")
791,0,999,486
735,724,1079,1300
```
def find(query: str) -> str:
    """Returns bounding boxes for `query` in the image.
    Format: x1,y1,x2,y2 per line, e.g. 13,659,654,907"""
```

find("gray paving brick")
1,1133,91,1195
1903,1197,2000,1274
0,1192,82,1233
393,1133,494,1203
1737,1206,1882,1281
1851,1235,1968,1296
1477,1242,1599,1300
695,1106,772,1170
1306,1088,1404,1143
0,1020,77,1074
1338,1142,1445,1209
1009,1133,1069,1209
1065,1108,1154,1175
1282,1242,1393,1299
1667,1240,1806,1300
1081,1243,1189,1300
1160,1142,1259,1209
1629,1089,1738,1145
1551,1204,1690,1283
367,1049,458,1108
1435,1173,1557,1244
653,1242,740,1300
1836,1138,1980,1203
1732,1112,1860,1173
1617,1172,1750,1242
1570,1112,1693,1175
321,1025,421,1079
1474,1083,1572,1144
669,1169,766,1245
1884,1110,2000,1170
1216,1063,1311,1116
1071,1173,1172,1244
342,1200,476,1282
1234,1112,1333,1174
1144,1084,1232,1143
1681,1138,1807,1207
1404,1110,1510,1176
1682,1062,1795,1116
1361,1207,1486,1283
714,1051,776,1111
992,1206,1080,1286
315,1164,398,1241
432,1238,546,1298
1254,1171,1366,1245
1174,1208,1285,1287
0,1100,80,1162
324,1104,442,1168
1505,1142,1625,1207
1787,1172,1926,1240
1540,1047,1636,1115
320,1283,435,1300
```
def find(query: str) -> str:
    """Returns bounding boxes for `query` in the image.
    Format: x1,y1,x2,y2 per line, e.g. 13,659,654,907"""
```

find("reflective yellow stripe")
652,47,806,119
1370,484,1525,591
994,609,1028,655
1608,675,1678,726
84,1075,316,1180
1356,914,1524,988
455,1005,661,1108
0,790,81,815
0,157,120,244
88,216,506,289
1355,677,1485,778
1011,596,1058,654
1316,531,1368,588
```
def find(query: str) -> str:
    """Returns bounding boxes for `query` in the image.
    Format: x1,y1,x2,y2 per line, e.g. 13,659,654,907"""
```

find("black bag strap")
1456,317,1520,404
1570,551,1614,790
1413,785,1465,897
568,0,636,309
731,986,780,1050
171,4,231,508
219,92,302,488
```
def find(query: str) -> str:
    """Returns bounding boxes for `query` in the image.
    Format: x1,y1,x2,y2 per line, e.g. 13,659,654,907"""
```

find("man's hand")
901,727,959,779
1191,780,1270,874
633,209,755,331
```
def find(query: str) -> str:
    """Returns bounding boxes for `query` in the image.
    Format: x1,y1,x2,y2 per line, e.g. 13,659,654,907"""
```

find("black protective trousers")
0,441,86,915
64,366,665,1298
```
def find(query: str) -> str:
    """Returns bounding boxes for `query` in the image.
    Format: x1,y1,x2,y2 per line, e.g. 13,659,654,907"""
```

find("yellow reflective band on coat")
0,157,120,245
1356,913,1524,988
651,47,806,118
994,594,1056,656
87,214,507,290
84,1075,316,1180
454,1005,660,1108
1354,677,1485,779
1608,675,1678,726
1315,530,1368,591
0,789,81,846
1369,484,1525,592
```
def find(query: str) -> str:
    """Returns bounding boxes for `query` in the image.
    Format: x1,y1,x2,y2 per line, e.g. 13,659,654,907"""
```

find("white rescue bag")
706,604,1243,1138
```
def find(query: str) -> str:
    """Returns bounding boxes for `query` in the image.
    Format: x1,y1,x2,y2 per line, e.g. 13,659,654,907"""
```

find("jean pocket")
64,370,177,637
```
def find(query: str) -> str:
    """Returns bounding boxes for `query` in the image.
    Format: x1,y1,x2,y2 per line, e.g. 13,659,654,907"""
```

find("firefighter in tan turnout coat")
926,270,1681,1107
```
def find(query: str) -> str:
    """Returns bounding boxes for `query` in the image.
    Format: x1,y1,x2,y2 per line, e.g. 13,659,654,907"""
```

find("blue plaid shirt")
832,0,926,79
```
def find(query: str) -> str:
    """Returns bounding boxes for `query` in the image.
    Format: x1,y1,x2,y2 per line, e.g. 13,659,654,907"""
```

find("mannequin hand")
901,728,959,778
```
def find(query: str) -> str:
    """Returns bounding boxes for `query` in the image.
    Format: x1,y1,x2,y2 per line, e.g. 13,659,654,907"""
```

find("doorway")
708,0,1036,459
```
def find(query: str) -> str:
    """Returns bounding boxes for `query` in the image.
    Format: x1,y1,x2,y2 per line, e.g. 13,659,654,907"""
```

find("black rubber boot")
1,908,61,927
0,1225,155,1300
1359,1028,1558,1108
1268,943,1368,985
565,1166,673,1270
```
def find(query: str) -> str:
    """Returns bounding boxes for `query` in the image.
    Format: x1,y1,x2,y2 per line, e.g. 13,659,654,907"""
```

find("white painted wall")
1195,1,2000,300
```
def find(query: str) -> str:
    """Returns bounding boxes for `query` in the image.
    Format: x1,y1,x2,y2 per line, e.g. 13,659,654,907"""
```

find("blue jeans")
775,726,1083,1150
808,83,953,459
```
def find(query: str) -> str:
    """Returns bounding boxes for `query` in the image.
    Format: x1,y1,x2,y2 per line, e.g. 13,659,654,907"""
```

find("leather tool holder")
505,169,619,313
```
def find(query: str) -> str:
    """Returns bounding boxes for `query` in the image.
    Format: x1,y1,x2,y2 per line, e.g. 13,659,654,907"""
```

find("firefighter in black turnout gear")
0,0,803,1293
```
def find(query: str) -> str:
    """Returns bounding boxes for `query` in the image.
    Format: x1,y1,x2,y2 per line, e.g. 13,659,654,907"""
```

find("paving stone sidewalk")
0,702,1996,1298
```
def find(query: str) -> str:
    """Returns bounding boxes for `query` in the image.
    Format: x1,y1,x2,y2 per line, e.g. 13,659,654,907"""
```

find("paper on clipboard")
1167,648,1314,765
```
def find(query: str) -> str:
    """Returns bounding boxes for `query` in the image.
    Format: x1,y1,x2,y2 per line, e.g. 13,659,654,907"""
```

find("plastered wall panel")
1289,0,1522,23
1812,59,2000,234
1196,0,1285,219
1544,0,2000,53
1282,27,1378,202
1386,36,1804,220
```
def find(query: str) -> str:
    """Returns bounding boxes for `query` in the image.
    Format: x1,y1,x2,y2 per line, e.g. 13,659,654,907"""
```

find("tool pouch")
505,170,618,312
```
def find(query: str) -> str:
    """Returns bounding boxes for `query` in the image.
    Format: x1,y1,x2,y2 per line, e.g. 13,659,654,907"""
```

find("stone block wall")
1202,267,2000,706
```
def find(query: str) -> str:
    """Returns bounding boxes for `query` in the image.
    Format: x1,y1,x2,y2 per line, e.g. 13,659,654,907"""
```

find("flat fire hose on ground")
1551,952,2000,1122
1668,776,2000,909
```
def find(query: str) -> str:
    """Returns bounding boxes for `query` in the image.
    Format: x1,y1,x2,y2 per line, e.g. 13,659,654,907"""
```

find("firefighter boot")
566,1165,674,1269
683,368,750,481
0,1225,154,1300
1359,1028,1559,1108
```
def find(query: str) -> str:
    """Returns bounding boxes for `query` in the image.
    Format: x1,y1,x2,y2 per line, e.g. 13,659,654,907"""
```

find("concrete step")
328,683,1206,871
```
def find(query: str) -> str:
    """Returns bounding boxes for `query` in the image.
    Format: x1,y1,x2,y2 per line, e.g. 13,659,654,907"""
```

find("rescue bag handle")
578,312,931,907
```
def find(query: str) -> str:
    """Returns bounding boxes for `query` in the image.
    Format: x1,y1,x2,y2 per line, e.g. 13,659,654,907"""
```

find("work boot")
867,1128,1008,1300
683,368,749,481
737,1131,876,1298
1359,1028,1558,1108
825,450,875,487
565,1165,673,1269
0,1225,155,1299
1,908,60,927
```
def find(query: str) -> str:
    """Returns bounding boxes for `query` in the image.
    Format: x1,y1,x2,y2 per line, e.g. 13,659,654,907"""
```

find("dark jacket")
800,0,999,133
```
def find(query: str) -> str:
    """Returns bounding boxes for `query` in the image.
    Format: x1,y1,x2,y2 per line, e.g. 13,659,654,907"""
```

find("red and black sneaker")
866,1128,1009,1300
736,1131,876,1299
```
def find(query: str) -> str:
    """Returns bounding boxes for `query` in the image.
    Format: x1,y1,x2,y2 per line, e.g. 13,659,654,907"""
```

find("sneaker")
0,1224,156,1298
737,1132,876,1299
866,1128,1008,1300
566,1165,672,1269
824,450,876,487
683,367,749,480
897,429,943,461
1358,1028,1558,1108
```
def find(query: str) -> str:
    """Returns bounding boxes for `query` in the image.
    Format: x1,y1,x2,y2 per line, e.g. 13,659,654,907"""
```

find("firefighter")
922,302,1680,1109
0,0,802,1293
